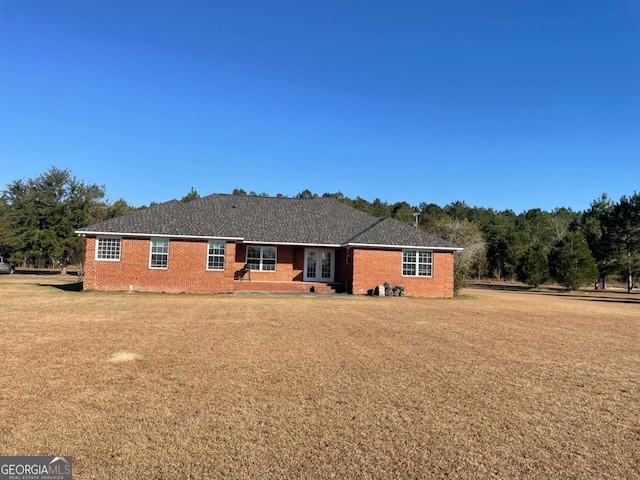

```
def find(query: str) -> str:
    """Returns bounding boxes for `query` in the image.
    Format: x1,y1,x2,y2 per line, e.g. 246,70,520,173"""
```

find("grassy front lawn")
1,275,638,479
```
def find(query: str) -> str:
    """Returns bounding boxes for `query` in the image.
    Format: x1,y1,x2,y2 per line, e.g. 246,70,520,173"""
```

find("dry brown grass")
1,275,638,479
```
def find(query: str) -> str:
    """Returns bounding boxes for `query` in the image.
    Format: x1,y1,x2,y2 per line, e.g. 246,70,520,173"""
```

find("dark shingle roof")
77,194,461,250
346,217,460,249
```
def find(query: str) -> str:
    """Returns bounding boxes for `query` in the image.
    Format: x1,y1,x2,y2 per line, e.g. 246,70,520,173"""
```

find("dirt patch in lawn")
107,352,143,364
0,276,638,479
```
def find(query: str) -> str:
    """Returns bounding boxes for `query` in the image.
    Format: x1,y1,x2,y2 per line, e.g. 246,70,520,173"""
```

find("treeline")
1,168,638,292
0,168,136,272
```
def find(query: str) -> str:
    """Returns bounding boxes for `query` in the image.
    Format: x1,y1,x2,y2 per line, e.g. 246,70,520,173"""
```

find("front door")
303,248,335,282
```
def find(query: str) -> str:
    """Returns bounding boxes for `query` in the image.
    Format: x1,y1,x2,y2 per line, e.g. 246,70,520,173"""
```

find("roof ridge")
198,193,334,201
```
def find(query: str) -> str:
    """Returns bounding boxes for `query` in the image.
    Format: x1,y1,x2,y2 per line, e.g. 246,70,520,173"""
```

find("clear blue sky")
1,1,638,213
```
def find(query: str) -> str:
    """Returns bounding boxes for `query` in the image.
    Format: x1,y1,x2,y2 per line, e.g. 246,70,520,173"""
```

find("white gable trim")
76,230,244,241
242,240,341,248
343,242,463,251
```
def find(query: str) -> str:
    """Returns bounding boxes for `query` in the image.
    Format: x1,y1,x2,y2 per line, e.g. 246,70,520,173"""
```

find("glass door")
304,248,334,282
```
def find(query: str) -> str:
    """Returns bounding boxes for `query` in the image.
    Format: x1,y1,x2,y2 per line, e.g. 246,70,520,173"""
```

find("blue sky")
1,1,638,213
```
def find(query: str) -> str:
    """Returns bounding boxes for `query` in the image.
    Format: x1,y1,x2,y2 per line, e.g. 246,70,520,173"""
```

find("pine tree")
609,193,640,293
549,232,599,290
2,167,110,272
516,242,549,287
180,187,201,203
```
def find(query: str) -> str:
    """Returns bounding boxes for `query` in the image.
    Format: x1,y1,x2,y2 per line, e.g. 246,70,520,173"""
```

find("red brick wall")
83,237,236,294
351,248,454,298
83,240,344,293
234,244,305,282
334,248,354,290
83,238,452,297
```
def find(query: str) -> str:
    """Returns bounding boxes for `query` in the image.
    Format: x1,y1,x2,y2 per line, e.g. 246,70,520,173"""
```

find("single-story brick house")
76,194,462,297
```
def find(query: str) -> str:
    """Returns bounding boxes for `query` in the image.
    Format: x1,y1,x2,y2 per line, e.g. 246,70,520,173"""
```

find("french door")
303,248,335,282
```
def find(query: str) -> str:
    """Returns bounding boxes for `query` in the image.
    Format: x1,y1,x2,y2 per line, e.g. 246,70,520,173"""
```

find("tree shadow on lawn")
566,295,640,305
14,269,80,276
466,282,562,293
38,281,84,292
466,282,640,305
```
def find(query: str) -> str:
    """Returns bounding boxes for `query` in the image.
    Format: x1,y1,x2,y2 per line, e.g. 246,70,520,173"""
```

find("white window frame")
95,237,122,261
246,246,277,271
402,249,433,277
149,238,169,269
207,241,226,271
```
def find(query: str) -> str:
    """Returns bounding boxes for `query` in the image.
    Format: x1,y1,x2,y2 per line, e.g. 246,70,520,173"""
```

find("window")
207,241,226,270
402,250,433,277
246,246,276,271
96,237,121,261
149,238,169,269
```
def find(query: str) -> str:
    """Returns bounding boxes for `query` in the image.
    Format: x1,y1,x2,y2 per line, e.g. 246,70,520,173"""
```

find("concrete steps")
234,281,346,294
